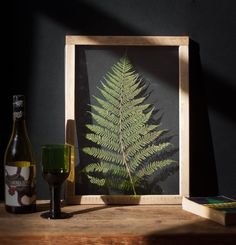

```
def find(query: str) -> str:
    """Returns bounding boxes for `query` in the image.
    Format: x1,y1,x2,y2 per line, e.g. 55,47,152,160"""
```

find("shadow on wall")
0,5,36,200
189,40,218,196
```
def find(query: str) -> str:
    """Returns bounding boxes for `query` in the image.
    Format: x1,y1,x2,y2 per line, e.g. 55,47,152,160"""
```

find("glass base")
40,211,73,219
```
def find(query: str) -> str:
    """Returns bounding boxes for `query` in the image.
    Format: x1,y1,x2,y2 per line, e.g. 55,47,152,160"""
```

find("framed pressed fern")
65,36,189,204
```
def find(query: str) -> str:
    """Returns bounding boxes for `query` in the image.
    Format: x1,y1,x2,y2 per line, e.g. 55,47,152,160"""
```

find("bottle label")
13,98,24,120
5,162,36,207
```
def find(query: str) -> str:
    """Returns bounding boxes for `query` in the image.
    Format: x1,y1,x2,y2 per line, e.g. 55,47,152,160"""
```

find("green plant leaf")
82,54,177,195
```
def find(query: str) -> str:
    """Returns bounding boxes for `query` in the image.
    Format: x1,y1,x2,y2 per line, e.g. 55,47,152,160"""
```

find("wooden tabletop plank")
0,202,235,244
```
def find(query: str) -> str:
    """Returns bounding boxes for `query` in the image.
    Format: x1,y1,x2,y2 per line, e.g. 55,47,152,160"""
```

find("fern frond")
112,64,135,77
122,110,154,138
89,112,119,134
98,88,120,109
86,124,119,143
99,82,120,102
140,125,159,135
93,96,119,115
137,159,176,178
121,111,144,132
85,134,121,152
122,97,147,110
122,121,144,139
82,54,177,195
106,178,135,192
122,104,151,120
124,77,141,91
122,125,158,149
90,105,119,124
105,73,122,89
104,76,121,92
123,85,146,103
123,73,139,87
128,143,172,171
126,129,167,157
87,175,106,186
84,162,128,178
111,66,133,79
83,147,122,164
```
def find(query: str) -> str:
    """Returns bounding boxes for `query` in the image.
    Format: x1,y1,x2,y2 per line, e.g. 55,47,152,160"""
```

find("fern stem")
119,57,137,195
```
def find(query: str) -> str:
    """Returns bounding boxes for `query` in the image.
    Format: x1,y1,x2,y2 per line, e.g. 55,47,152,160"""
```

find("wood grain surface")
0,201,235,245
65,36,189,46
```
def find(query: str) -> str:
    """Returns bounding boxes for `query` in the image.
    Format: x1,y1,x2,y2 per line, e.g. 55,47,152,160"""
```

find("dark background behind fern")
1,0,236,199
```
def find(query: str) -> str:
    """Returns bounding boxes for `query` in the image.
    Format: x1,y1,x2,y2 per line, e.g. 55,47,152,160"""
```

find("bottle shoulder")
4,130,35,163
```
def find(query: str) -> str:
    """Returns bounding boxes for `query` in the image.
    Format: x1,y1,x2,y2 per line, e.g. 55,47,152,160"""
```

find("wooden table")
0,201,236,245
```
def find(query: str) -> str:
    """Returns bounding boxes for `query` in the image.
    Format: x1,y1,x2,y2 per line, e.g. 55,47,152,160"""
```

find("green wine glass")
40,144,72,219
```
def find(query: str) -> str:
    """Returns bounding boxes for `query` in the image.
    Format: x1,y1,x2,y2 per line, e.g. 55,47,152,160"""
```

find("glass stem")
50,185,61,218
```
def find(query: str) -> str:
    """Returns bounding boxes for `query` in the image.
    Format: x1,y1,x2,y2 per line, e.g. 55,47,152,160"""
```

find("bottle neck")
13,108,25,121
13,112,25,121
12,119,29,139
13,95,25,121
12,102,27,135
12,95,29,137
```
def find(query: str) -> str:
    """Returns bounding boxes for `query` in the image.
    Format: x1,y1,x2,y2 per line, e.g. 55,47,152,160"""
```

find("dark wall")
1,0,236,199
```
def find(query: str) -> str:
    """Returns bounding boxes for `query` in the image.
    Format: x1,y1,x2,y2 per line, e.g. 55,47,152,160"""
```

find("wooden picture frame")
65,36,189,204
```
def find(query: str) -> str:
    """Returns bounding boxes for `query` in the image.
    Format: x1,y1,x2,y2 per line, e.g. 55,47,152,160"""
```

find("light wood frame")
65,36,189,204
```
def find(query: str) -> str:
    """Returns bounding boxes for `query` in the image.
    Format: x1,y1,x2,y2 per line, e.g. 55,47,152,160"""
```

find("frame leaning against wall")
65,35,189,205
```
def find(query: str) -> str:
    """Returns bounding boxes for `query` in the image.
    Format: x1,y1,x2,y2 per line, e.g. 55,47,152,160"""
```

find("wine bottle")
4,95,36,213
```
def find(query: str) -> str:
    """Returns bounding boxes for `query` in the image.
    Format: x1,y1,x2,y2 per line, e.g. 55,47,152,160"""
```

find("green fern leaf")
137,159,176,178
87,175,106,186
93,96,119,115
123,85,146,104
88,112,119,134
86,125,119,143
82,54,177,195
83,147,123,165
84,162,128,178
122,104,151,121
85,134,121,152
128,143,172,171
122,125,159,149
99,83,120,102
90,105,119,124
126,129,167,156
